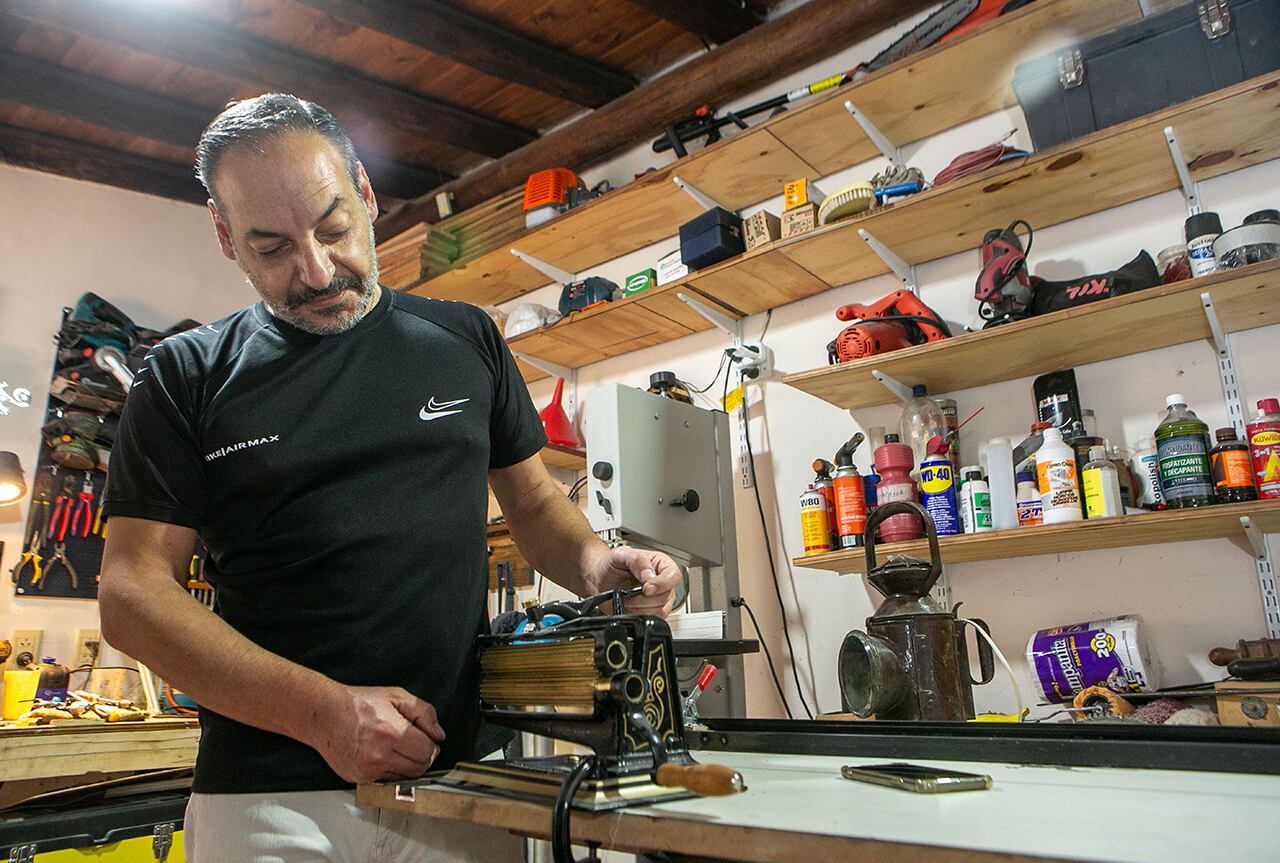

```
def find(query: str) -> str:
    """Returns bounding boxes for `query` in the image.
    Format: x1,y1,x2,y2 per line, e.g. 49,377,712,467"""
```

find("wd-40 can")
799,484,833,555
833,463,867,548
918,437,960,536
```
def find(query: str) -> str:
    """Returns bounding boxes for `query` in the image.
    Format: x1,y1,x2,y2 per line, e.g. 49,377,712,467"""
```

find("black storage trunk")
679,207,745,271
1013,0,1280,151
0,790,187,858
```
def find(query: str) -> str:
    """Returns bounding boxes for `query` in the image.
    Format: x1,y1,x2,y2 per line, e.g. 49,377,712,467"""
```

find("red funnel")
539,377,581,448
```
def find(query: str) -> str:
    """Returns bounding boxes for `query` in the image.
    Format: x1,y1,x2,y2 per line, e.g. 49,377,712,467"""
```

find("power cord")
731,596,793,720
741,381,815,719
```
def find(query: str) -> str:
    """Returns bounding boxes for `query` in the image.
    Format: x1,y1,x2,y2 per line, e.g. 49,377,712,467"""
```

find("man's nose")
295,237,335,289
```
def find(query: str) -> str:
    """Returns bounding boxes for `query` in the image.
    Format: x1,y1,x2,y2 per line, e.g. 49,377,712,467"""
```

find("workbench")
361,721,1280,863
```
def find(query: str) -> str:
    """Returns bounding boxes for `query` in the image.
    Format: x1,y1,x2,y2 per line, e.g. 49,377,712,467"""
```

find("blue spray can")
918,435,960,536
864,467,880,508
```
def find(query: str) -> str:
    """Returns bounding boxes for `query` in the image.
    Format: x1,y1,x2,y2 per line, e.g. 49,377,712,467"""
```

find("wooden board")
782,259,1280,409
388,0,1143,298
541,444,587,471
766,0,1145,174
793,499,1280,576
0,718,199,782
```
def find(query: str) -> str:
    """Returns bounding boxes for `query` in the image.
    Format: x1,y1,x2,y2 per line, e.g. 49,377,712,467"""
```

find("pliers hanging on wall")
71,473,95,539
40,542,78,591
10,530,43,586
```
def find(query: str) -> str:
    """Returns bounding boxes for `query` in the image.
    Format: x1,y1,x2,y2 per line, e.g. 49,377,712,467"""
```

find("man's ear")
355,161,378,223
208,200,237,262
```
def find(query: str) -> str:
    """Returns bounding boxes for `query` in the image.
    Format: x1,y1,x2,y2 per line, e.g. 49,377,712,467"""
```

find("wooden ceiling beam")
5,0,536,159
375,0,935,239
0,122,206,204
0,48,455,202
627,0,761,44
294,0,635,108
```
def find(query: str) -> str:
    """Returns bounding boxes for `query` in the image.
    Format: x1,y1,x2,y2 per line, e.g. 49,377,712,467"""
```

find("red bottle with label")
1247,398,1280,500
873,434,923,543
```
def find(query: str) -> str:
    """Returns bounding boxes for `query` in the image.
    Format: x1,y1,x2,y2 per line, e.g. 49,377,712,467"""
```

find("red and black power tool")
974,218,1034,329
826,290,951,364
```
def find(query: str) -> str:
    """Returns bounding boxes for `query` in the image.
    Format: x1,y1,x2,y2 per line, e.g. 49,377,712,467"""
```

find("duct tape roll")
1025,615,1160,704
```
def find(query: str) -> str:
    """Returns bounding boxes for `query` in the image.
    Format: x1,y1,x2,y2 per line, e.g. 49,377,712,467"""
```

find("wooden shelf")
392,0,1143,306
504,72,1280,380
540,444,587,471
782,259,1280,409
794,499,1280,576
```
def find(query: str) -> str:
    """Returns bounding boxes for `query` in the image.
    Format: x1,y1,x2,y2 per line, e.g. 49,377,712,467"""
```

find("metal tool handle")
862,500,940,582
964,616,997,686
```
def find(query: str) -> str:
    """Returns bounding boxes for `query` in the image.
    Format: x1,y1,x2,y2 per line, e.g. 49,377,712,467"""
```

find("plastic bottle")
1016,470,1043,526
1185,211,1223,278
899,384,947,477
1130,436,1164,509
799,484,832,556
1013,420,1054,474
873,434,923,543
1108,445,1136,509
1209,427,1258,503
960,470,993,533
935,397,960,471
1034,369,1082,433
1155,394,1215,508
1082,445,1123,518
919,436,960,536
986,437,1018,530
832,443,867,549
1247,398,1280,500
1066,420,1105,509
1036,426,1083,523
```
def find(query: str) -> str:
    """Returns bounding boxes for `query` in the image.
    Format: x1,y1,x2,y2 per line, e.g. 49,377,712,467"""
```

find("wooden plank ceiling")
0,0,778,213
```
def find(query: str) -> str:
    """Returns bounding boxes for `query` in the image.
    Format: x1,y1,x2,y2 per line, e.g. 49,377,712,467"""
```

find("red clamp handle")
696,664,718,692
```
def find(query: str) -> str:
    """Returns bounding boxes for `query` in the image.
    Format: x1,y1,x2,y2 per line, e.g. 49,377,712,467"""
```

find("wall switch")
73,629,101,670
9,630,42,667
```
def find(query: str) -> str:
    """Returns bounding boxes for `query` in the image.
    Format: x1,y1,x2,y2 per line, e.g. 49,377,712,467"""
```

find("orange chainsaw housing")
523,168,577,212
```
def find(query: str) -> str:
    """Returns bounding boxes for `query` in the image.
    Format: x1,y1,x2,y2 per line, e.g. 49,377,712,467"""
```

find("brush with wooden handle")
655,762,746,796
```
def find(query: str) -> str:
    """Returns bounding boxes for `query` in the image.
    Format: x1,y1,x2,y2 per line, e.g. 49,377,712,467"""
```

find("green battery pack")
624,268,656,296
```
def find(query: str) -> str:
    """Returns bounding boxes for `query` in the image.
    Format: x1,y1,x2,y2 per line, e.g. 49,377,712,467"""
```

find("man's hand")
585,546,682,618
310,685,446,784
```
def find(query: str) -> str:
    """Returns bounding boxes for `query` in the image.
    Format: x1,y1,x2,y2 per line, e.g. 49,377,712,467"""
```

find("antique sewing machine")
424,588,744,863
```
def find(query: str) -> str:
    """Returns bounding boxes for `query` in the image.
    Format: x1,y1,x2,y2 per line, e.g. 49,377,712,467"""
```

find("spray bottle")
919,435,960,536
833,434,868,549
1247,398,1280,500
863,426,886,510
1037,426,1083,523
872,434,923,543
799,484,832,556
811,459,837,545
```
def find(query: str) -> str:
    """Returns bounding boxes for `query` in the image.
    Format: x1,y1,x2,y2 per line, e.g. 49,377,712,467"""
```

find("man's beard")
246,225,380,336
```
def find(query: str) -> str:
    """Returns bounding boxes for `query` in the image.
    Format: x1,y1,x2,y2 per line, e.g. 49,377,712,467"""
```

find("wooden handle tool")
655,762,745,796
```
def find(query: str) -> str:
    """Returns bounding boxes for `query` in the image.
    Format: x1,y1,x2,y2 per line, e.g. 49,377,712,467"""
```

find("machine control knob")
669,489,700,512
592,461,613,481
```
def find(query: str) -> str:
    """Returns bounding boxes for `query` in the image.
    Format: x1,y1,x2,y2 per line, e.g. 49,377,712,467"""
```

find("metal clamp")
843,100,902,167
1057,49,1084,89
1165,126,1202,217
858,228,919,296
673,176,732,213
7,846,34,863
153,823,175,861
1199,0,1231,39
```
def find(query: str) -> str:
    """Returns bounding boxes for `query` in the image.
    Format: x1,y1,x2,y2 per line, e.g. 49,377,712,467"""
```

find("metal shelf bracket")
511,248,575,286
1240,516,1280,639
1201,291,1246,435
858,228,919,295
1164,126,1202,217
513,353,579,422
870,369,914,405
844,100,902,167
677,292,743,343
673,176,732,214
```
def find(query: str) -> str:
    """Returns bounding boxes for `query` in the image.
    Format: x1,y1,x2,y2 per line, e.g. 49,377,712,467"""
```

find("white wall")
504,25,1280,719
0,164,250,669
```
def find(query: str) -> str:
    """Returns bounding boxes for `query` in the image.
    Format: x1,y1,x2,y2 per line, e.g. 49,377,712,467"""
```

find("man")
99,94,681,862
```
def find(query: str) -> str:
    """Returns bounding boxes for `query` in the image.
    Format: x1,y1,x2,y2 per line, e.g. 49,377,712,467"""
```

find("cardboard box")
781,202,819,239
783,178,823,211
624,268,656,296
657,249,689,285
743,210,781,251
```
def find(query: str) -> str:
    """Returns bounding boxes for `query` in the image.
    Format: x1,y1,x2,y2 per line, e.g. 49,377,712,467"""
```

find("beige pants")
184,789,523,863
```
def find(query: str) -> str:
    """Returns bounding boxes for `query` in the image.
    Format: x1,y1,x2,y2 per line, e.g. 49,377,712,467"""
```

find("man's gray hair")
195,94,360,204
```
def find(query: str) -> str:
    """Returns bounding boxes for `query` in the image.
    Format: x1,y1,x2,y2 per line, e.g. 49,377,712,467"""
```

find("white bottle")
1016,470,1043,526
960,470,993,533
1082,445,1123,518
985,436,1018,530
1129,436,1164,509
1036,427,1083,523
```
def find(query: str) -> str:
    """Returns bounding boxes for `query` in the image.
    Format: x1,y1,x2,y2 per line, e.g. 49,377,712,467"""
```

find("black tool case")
678,206,745,271
0,791,187,859
1013,0,1280,151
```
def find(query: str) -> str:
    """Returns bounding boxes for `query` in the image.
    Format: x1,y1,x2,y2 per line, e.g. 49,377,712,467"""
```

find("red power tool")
826,290,951,364
974,219,1034,328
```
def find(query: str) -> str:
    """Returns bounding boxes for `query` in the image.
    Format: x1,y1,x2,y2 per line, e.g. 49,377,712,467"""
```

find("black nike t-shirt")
104,288,547,793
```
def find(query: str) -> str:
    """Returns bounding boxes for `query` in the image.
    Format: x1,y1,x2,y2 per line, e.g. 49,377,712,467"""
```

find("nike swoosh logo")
419,397,469,422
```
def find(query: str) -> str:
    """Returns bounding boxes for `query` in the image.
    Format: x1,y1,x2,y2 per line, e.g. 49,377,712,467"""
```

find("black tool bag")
1029,250,1161,316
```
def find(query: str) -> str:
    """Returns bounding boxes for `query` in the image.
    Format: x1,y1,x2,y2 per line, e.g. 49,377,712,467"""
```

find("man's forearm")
501,481,609,597
100,564,341,746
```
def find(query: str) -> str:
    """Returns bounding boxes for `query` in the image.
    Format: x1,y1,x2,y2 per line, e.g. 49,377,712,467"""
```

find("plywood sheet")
682,247,831,316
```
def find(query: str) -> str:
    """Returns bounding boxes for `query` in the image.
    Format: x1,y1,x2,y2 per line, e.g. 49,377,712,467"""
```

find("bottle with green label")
1155,394,1215,508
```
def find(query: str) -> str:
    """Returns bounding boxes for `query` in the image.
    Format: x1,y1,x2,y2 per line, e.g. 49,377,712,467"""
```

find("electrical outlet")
73,629,101,670
9,630,42,667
